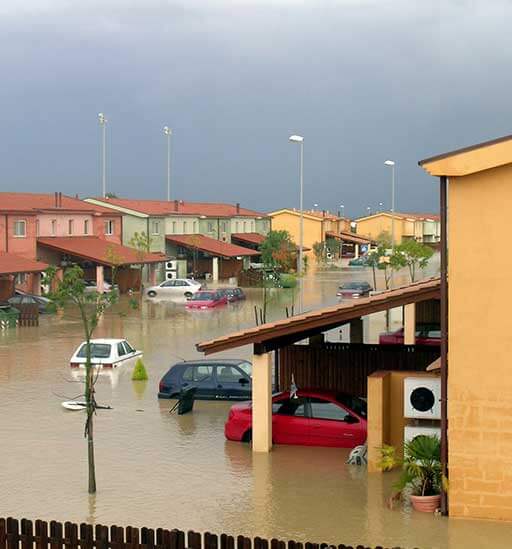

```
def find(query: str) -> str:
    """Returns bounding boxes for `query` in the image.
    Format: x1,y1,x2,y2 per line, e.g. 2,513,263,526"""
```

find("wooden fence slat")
0,519,6,549
21,519,33,549
49,521,63,549
187,532,201,549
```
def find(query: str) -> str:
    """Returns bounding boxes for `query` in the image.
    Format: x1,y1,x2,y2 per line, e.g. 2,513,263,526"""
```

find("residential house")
355,211,440,244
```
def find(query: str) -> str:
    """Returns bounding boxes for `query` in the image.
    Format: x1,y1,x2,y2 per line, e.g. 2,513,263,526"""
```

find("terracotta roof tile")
165,234,259,258
0,252,48,275
231,233,266,245
0,193,119,215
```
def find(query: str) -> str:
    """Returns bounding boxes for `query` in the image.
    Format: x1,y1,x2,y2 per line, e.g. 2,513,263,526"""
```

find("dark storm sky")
1,0,511,217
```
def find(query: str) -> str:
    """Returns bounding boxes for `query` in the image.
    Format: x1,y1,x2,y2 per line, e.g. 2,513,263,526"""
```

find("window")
162,280,175,287
237,362,252,377
152,221,160,235
207,222,214,233
84,220,89,235
67,219,74,235
117,342,127,356
15,273,27,285
174,280,187,287
337,395,367,419
193,221,197,233
272,398,306,417
51,220,57,235
77,343,112,359
172,221,177,233
243,222,247,232
310,398,350,421
104,220,114,235
182,365,213,383
13,220,26,237
36,220,40,236
221,221,227,233
183,221,187,233
235,221,240,232
216,366,243,383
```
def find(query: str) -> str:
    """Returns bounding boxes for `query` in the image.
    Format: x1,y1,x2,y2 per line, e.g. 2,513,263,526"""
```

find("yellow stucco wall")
448,164,512,520
356,215,405,243
269,212,323,256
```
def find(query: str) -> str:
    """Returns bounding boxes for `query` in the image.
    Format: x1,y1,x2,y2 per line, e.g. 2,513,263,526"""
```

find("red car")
186,290,228,309
379,324,440,346
225,390,367,448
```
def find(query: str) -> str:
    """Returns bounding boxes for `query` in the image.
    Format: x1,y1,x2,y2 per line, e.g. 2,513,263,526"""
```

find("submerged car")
9,290,52,313
379,324,441,346
219,287,246,302
225,389,367,448
336,281,373,298
70,338,142,369
158,359,252,399
348,255,370,267
146,278,202,298
84,280,116,293
186,290,227,309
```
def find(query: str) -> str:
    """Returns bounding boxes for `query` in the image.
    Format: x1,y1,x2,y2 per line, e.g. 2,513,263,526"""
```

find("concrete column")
349,317,364,343
212,257,219,282
149,264,157,285
354,244,360,259
252,351,272,453
404,303,416,345
31,272,41,296
96,265,105,293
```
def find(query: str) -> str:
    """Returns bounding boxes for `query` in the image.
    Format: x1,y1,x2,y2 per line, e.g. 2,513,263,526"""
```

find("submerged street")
2,263,511,548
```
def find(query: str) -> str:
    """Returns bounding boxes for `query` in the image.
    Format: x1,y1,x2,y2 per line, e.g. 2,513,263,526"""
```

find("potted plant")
378,435,443,513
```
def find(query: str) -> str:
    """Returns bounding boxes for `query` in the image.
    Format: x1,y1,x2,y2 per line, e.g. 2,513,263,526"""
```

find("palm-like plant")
395,435,441,497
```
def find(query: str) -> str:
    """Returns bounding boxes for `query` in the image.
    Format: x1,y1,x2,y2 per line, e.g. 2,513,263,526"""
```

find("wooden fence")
279,343,439,396
15,303,39,327
0,518,414,549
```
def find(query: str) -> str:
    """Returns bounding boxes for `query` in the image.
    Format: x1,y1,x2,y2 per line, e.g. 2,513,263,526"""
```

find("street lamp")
98,113,107,197
339,204,345,217
289,134,304,312
379,202,383,212
163,126,172,201
384,159,396,287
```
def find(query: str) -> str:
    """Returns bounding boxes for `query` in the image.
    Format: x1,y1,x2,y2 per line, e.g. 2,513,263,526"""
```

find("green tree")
312,241,325,264
129,231,153,284
44,264,118,494
393,239,434,283
260,230,297,272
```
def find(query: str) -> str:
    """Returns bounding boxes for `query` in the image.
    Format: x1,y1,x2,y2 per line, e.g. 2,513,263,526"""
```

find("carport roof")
231,232,266,246
165,234,260,258
37,237,167,266
326,231,373,246
197,277,440,355
0,252,48,275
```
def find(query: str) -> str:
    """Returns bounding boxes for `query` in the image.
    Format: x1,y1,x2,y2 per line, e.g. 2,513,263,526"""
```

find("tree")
312,241,325,264
44,264,118,494
260,230,297,272
129,231,153,284
393,239,434,283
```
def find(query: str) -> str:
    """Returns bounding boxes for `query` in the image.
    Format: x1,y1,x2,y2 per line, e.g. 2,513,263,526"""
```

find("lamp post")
163,126,172,201
98,113,107,197
384,159,396,287
289,134,304,312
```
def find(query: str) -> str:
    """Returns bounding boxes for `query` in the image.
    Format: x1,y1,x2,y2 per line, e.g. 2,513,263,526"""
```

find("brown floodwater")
2,261,512,548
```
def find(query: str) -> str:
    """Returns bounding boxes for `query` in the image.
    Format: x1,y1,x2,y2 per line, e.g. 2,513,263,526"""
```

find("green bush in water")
280,274,297,288
132,358,148,381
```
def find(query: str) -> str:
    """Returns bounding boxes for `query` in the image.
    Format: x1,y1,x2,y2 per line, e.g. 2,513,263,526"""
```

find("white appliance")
404,425,441,445
404,376,441,420
165,271,177,281
165,260,178,271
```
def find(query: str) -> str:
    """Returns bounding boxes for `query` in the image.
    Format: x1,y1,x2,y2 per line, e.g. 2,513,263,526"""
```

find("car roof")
172,358,250,367
81,338,128,345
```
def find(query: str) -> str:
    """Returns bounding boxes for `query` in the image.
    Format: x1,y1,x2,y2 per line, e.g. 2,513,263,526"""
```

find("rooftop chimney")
174,199,179,212
54,192,58,207
236,202,240,214
322,210,326,218
58,192,62,207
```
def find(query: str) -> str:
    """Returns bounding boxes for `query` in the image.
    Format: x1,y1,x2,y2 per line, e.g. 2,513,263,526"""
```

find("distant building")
355,211,440,244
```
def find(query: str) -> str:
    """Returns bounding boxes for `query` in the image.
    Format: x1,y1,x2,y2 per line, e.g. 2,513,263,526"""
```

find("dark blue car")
158,359,252,400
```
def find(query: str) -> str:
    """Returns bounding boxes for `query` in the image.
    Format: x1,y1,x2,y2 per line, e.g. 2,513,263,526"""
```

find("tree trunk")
83,324,97,494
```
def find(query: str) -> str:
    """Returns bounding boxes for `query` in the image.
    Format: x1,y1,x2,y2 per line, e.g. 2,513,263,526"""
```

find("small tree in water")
393,239,434,283
44,264,118,494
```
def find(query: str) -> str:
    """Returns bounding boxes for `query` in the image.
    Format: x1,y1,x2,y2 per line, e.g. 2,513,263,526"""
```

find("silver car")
146,278,203,299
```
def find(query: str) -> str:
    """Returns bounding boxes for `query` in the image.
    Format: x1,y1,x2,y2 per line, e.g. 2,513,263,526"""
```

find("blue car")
158,359,252,400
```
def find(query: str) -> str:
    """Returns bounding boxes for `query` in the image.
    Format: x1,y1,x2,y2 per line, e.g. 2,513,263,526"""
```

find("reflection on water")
2,263,512,547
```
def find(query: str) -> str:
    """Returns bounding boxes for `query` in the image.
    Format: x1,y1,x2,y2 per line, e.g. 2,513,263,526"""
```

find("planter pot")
410,494,441,513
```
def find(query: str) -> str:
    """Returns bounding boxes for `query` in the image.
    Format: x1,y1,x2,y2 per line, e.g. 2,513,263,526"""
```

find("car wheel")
184,292,193,298
147,291,157,297
242,429,252,443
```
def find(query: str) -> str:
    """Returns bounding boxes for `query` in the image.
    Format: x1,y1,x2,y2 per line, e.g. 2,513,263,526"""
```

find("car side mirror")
239,378,249,385
344,415,359,424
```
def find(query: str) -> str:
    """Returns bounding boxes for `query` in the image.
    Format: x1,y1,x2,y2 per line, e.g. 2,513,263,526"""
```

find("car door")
271,396,312,445
215,364,251,399
308,397,365,448
180,365,216,399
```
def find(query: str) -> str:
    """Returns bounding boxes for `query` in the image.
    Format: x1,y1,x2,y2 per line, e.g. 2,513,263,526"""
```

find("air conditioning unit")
166,260,177,271
404,425,441,446
404,376,441,420
165,271,177,281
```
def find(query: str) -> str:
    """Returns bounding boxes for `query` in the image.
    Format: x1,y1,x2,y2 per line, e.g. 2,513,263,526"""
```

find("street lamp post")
163,126,172,201
289,134,304,312
98,113,107,197
384,160,396,287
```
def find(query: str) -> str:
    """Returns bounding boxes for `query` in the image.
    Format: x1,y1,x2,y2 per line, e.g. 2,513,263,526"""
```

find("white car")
84,280,115,294
145,278,203,299
70,338,142,369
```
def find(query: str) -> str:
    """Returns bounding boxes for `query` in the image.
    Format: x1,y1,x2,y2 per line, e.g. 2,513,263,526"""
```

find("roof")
268,208,344,222
0,193,119,215
89,197,266,218
0,252,48,275
326,231,372,245
165,234,259,258
231,232,266,246
37,237,167,266
419,134,512,176
356,211,440,223
197,277,440,354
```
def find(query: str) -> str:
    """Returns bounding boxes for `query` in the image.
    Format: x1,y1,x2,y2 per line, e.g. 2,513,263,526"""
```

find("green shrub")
132,358,148,381
280,274,297,288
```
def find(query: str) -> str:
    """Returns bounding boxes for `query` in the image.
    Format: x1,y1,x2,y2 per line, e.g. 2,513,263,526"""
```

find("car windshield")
337,394,367,418
77,343,112,359
191,292,214,301
237,362,252,377
341,282,366,289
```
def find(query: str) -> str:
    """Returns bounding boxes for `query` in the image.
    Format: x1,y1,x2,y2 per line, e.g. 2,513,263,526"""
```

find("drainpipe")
440,175,449,516
5,214,8,252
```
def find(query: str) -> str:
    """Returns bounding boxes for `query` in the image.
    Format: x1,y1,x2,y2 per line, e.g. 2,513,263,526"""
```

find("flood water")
2,261,512,549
